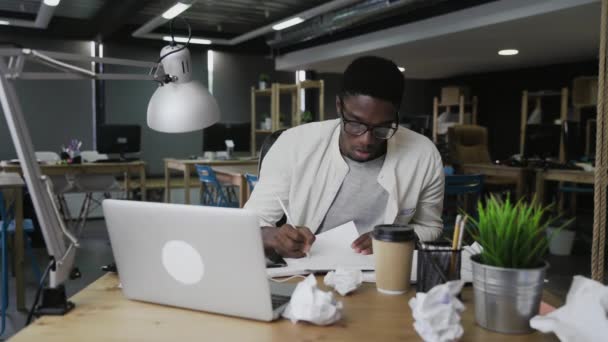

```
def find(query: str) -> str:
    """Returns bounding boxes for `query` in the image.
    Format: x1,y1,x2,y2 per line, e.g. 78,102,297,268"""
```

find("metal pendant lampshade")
147,45,220,133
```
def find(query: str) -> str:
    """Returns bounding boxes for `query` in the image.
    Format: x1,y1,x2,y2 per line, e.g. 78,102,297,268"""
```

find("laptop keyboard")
271,294,291,310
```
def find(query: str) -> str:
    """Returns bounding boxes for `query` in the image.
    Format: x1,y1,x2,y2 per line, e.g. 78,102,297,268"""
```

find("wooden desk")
213,165,259,207
461,163,529,199
164,158,258,204
0,172,26,311
535,169,595,206
1,161,147,201
10,273,558,341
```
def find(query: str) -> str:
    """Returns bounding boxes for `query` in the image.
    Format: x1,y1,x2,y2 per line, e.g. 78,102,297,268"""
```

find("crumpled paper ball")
324,268,363,296
530,275,608,342
408,280,465,342
281,274,343,325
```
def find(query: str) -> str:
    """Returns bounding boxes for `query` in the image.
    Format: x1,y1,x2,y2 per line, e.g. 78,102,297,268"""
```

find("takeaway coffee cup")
372,224,417,295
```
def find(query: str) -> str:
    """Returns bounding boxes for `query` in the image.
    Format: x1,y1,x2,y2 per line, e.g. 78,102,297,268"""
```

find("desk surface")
10,273,557,342
213,164,259,176
1,161,146,173
0,172,24,187
461,163,526,173
165,158,258,166
536,168,595,183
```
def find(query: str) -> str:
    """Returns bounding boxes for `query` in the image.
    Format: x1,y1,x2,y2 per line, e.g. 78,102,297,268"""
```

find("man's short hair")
340,56,404,109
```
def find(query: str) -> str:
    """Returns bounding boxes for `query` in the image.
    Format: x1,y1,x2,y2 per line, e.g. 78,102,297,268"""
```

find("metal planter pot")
471,254,548,334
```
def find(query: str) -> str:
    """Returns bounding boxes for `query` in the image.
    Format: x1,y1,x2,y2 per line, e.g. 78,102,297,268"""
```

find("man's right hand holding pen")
261,225,315,258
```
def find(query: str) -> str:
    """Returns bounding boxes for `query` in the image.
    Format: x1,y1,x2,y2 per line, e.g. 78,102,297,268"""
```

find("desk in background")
0,172,26,311
164,158,258,205
213,165,258,207
1,161,147,201
535,169,595,206
9,273,559,341
461,163,529,199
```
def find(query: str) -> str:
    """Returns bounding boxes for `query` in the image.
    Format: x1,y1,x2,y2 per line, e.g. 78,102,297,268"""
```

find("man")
244,56,444,258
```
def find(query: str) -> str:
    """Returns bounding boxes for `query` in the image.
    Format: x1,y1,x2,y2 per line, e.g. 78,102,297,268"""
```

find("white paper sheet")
267,221,374,278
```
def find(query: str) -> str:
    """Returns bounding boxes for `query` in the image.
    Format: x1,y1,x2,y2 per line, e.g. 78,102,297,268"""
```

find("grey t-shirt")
317,155,389,234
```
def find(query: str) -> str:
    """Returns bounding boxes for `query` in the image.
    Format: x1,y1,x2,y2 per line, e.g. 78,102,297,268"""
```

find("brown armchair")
447,125,492,167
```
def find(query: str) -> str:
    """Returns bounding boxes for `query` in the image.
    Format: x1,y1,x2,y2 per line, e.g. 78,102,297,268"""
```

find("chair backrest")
258,129,286,175
195,164,231,207
35,151,60,163
447,125,492,166
244,174,258,192
445,174,485,196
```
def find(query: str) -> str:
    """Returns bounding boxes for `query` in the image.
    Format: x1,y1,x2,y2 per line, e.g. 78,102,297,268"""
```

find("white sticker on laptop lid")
162,240,204,285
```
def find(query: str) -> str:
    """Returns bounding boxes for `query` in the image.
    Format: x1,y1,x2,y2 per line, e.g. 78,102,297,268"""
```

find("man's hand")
262,224,315,258
351,232,373,255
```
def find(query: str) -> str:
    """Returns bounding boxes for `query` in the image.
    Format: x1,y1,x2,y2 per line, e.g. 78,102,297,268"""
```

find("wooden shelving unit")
432,95,478,143
520,88,568,162
250,80,325,156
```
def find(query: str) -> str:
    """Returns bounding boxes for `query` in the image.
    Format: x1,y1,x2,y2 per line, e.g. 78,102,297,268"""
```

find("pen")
275,196,310,258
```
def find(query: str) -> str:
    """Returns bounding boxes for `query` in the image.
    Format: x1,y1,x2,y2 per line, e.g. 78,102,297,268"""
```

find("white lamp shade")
147,81,220,133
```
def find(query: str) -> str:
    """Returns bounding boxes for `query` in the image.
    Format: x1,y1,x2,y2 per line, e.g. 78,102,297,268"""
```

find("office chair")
195,165,239,208
448,125,517,192
0,192,42,336
258,129,287,226
443,174,485,238
245,174,258,192
258,129,286,174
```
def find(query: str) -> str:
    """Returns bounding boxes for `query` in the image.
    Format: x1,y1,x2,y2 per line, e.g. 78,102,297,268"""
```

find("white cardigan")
244,119,444,241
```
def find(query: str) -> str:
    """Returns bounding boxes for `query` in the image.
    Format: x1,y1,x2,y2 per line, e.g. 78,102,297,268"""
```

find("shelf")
254,89,272,95
299,80,323,89
527,91,562,98
573,103,597,108
437,102,475,107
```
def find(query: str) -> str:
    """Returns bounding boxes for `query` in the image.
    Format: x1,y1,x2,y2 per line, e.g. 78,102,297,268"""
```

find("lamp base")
34,285,75,316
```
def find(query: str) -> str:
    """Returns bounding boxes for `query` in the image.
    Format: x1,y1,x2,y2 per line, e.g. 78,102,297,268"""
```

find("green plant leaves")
467,195,566,268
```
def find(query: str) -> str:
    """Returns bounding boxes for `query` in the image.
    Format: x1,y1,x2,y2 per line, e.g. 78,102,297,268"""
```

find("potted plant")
259,74,270,90
468,195,564,334
300,110,313,124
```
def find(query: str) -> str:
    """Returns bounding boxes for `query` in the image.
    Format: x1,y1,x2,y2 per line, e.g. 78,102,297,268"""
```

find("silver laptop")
102,199,294,321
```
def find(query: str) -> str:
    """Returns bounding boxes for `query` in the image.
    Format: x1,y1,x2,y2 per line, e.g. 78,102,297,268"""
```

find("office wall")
213,51,294,124
103,42,209,175
318,72,341,120
0,33,93,160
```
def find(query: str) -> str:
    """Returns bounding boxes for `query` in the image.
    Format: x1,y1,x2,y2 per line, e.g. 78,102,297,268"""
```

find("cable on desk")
26,259,53,326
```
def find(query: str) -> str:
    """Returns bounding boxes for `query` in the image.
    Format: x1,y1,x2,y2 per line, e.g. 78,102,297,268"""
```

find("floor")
0,215,603,340
0,219,113,340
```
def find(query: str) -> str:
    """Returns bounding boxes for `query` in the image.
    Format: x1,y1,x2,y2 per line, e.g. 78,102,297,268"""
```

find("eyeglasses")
339,98,398,140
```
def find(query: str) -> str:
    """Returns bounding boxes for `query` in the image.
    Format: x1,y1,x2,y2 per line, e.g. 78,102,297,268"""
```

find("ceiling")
131,0,328,35
0,0,601,78
0,0,104,20
276,0,602,78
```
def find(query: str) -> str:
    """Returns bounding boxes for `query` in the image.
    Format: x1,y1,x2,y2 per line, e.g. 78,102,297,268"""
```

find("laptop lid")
102,199,277,321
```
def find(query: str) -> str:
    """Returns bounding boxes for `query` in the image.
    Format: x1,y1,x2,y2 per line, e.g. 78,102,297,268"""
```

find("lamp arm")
0,58,74,288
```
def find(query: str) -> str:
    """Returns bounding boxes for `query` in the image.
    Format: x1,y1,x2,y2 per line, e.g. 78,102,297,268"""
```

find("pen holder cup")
416,242,461,293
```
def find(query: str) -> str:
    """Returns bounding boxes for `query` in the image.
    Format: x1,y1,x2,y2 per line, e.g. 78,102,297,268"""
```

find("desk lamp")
0,35,219,319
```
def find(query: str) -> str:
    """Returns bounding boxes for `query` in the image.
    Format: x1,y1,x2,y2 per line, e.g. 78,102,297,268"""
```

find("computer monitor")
203,122,250,152
524,124,561,160
97,124,141,158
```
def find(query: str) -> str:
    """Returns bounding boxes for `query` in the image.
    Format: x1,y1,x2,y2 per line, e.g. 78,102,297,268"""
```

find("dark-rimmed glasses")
339,98,398,140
